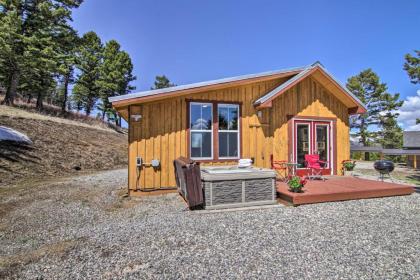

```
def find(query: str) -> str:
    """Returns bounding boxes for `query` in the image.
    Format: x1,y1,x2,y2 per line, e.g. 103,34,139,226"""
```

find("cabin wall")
270,76,350,173
128,76,350,190
128,78,285,190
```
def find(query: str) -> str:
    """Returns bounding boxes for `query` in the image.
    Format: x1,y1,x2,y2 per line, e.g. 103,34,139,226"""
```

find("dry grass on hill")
0,105,128,187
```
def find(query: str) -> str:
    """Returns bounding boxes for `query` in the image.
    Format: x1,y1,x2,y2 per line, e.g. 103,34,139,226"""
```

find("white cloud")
397,90,420,131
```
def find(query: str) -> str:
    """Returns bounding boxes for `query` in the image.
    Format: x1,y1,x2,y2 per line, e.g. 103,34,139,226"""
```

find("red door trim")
288,116,337,176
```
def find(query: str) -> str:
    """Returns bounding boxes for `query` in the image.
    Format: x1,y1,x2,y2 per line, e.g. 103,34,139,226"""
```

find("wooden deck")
277,177,415,206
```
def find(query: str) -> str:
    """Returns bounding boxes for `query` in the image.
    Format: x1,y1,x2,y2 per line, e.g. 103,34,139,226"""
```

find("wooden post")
414,155,417,169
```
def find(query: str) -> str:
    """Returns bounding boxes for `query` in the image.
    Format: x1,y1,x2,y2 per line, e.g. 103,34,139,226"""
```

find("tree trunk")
36,92,43,111
61,74,69,113
27,94,32,103
1,70,20,105
85,104,91,116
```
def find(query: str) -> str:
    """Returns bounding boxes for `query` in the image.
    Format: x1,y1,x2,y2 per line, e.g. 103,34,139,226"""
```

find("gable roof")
254,62,367,113
111,61,367,115
109,66,304,106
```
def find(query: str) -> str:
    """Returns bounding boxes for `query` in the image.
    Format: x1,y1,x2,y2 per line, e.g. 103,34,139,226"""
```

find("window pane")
218,104,239,131
219,132,238,158
219,132,228,157
218,107,228,130
316,126,328,163
190,103,212,130
229,106,238,130
190,104,201,129
296,124,309,167
228,132,238,157
202,104,212,129
191,132,212,158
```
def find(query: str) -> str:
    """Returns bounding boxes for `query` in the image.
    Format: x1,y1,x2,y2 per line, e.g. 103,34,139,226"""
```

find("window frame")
217,103,240,160
189,102,213,160
187,99,242,162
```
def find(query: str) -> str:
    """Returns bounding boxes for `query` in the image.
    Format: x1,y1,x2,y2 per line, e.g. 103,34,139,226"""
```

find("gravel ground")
1,169,419,279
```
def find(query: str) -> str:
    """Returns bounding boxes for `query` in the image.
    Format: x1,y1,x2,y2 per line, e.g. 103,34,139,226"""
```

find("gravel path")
1,169,419,279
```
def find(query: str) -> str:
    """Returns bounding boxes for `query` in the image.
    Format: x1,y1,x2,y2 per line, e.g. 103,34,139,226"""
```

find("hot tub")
201,166,277,210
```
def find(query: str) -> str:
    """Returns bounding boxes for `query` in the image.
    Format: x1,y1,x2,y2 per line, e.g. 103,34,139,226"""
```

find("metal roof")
109,65,306,103
350,145,420,155
403,131,420,148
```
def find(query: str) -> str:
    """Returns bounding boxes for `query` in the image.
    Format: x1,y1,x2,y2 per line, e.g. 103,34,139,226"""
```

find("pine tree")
347,69,404,159
56,28,80,113
346,69,387,146
404,50,420,125
404,50,420,84
151,75,176,89
73,31,103,116
97,40,136,122
0,0,82,106
377,93,404,148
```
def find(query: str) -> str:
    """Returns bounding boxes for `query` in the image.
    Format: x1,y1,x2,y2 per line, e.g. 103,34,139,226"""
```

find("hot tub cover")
201,166,276,181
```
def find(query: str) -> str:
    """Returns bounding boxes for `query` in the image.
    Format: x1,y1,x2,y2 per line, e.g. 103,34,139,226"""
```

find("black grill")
374,160,395,174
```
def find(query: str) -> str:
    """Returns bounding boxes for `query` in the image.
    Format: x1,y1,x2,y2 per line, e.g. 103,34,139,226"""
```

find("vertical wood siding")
128,76,350,190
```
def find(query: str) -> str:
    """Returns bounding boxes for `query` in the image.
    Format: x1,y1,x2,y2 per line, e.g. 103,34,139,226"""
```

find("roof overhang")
110,66,304,109
253,63,367,114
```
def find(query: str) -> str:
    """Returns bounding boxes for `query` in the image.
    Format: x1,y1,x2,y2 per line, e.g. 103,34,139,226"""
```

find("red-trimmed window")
189,101,240,161
190,102,213,159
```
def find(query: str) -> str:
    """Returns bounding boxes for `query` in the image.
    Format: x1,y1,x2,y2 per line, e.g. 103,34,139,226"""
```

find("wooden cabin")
110,62,367,195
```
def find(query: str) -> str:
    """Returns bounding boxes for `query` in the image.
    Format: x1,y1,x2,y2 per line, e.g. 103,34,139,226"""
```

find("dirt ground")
0,107,127,187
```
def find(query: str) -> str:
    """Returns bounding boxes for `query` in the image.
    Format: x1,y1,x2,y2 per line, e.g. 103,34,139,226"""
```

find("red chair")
305,154,328,181
270,155,288,182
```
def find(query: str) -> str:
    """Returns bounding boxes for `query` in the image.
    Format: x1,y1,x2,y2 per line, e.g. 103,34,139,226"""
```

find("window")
190,102,213,159
188,101,241,160
218,104,239,158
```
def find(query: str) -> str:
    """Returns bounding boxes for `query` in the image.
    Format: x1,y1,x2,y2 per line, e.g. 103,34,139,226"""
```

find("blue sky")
71,0,420,129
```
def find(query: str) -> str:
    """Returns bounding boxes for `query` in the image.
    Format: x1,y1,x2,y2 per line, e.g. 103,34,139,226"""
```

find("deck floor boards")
277,177,415,205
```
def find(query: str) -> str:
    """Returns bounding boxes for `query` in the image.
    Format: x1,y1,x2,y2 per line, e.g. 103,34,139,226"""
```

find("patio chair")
305,154,328,181
270,154,288,182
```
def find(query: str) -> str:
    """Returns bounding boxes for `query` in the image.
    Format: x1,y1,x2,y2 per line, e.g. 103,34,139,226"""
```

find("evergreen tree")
377,93,404,148
0,0,82,106
19,17,63,110
97,40,136,122
56,28,79,113
151,75,176,89
73,31,103,116
346,69,387,147
347,69,403,154
404,50,420,84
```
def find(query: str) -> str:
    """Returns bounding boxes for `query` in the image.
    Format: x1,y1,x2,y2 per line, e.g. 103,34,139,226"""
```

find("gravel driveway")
1,169,419,279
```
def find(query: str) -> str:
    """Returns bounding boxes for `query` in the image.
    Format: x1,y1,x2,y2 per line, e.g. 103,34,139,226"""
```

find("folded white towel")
238,158,252,168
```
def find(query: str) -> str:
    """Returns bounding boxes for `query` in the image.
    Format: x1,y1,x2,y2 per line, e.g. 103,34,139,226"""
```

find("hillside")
0,105,128,187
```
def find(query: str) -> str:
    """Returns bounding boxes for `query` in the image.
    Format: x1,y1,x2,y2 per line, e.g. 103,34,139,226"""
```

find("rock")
0,125,32,145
